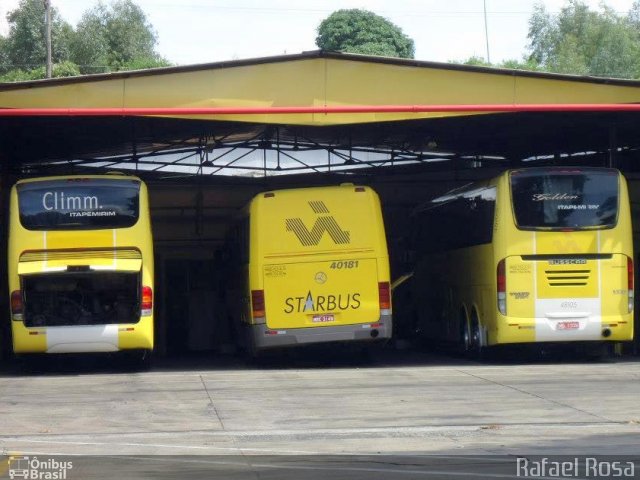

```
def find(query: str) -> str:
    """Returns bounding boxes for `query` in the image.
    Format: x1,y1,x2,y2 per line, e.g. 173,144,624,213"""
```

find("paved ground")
0,349,639,478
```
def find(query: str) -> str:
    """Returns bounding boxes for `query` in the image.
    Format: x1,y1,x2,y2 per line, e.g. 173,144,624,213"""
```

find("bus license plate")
557,321,580,330
312,314,335,323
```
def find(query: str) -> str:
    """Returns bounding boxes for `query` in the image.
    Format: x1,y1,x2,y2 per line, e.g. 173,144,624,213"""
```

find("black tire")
358,341,384,362
243,326,259,359
460,314,472,355
583,343,613,361
121,349,152,371
470,313,489,360
14,354,43,374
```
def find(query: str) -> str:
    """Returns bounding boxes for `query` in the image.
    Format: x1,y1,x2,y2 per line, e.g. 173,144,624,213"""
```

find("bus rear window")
18,178,140,230
510,169,619,230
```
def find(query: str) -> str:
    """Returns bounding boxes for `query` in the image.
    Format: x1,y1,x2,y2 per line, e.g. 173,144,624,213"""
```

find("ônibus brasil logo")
7,456,73,479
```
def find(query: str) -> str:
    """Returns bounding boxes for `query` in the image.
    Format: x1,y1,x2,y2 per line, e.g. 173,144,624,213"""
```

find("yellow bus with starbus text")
225,184,392,356
408,167,633,356
8,174,154,362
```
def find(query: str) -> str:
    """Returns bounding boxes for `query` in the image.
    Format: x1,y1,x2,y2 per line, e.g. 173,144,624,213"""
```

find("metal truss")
15,126,512,178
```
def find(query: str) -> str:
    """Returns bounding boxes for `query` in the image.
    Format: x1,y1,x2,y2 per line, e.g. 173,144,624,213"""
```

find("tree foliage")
527,0,640,78
316,9,415,59
2,0,73,73
1,60,80,81
0,0,169,81
72,0,168,74
458,55,542,72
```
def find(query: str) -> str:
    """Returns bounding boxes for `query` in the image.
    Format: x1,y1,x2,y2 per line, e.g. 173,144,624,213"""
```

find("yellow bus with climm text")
8,174,154,363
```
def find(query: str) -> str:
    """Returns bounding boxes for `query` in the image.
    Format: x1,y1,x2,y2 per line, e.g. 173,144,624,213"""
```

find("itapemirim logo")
286,201,350,246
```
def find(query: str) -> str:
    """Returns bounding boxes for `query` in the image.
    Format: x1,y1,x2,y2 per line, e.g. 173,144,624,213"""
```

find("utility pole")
44,0,52,78
483,0,491,64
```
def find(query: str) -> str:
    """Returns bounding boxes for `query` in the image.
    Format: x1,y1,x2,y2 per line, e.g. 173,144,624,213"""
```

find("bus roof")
14,173,143,186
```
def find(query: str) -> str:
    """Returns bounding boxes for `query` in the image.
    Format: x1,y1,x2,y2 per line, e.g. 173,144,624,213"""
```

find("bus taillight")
141,286,153,316
628,257,634,313
11,290,23,321
251,289,266,323
497,259,506,315
379,282,391,314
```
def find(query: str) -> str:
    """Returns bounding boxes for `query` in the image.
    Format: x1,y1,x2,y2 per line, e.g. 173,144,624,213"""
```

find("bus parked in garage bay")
409,167,633,355
225,184,391,356
8,175,154,361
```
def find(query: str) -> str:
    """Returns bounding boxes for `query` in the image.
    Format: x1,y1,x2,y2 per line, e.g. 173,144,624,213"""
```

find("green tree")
0,36,10,73
0,0,73,74
0,60,80,82
459,55,492,67
499,58,543,71
71,0,169,73
316,9,415,59
527,0,640,78
0,0,169,80
455,55,542,72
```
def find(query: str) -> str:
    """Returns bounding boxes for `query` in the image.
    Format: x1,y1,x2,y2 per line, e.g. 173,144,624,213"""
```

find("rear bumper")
249,315,392,350
11,317,154,354
491,313,634,345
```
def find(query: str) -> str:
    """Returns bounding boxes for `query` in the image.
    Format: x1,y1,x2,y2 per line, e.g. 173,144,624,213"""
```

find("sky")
0,0,638,66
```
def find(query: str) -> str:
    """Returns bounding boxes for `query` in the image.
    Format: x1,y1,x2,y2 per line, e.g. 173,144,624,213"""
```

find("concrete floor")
1,350,639,478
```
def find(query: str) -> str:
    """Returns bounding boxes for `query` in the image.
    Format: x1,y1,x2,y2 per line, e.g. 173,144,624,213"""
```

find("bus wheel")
243,333,264,364
460,317,472,354
583,343,613,361
122,349,152,371
14,354,43,374
470,315,485,359
138,350,152,371
247,342,261,361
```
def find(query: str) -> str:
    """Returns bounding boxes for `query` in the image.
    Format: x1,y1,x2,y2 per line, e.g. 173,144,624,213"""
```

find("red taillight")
11,290,23,319
628,257,634,313
378,282,391,311
141,286,153,316
497,260,506,293
497,259,506,315
251,290,265,319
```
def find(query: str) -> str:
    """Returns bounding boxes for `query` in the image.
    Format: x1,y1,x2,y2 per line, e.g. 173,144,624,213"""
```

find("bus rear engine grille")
545,269,590,286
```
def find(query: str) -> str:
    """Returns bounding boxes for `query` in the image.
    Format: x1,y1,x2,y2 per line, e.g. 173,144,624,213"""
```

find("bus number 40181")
330,261,359,269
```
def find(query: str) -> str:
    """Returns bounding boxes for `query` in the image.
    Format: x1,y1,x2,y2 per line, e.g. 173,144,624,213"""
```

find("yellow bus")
225,184,391,355
409,167,633,355
8,174,154,361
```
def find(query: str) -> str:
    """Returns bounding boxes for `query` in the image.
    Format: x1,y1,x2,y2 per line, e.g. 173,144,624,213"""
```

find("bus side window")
450,187,496,250
465,187,496,247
